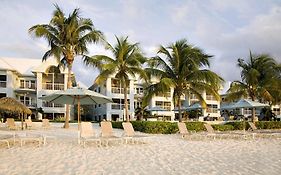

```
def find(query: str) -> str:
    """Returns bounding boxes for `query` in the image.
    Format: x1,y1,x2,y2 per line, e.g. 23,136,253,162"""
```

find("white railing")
111,104,130,110
42,83,64,90
0,81,6,88
111,87,129,94
206,94,216,101
43,102,64,108
20,82,36,90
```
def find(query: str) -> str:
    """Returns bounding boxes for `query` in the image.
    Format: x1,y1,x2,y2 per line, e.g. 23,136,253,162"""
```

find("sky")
1,0,281,90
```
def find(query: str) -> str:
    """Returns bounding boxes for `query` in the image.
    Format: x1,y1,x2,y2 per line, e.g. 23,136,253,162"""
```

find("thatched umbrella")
0,97,32,130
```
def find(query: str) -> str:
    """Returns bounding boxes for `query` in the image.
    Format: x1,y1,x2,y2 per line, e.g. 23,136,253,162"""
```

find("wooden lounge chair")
6,118,19,130
80,122,101,147
100,121,122,146
122,122,148,144
42,119,51,129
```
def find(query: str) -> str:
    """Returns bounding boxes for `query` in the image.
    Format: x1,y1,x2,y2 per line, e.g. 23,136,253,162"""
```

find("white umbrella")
232,99,269,109
39,87,113,129
147,106,168,112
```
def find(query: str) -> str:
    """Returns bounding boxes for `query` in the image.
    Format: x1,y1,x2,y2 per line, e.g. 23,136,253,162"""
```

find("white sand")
0,123,281,175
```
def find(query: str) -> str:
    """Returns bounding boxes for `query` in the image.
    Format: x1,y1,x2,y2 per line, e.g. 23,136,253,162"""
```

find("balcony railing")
42,83,64,90
20,100,36,108
0,81,6,88
111,87,129,94
43,102,64,108
20,82,36,90
111,104,130,110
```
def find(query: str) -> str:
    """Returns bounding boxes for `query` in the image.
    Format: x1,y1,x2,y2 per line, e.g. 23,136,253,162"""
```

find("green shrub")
112,122,123,129
112,121,281,134
212,124,234,131
185,122,205,132
255,121,281,129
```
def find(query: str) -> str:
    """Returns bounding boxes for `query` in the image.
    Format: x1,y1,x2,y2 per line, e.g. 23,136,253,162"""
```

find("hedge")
112,121,281,134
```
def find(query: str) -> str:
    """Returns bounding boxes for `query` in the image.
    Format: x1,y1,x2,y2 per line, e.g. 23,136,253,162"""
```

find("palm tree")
84,36,146,122
226,51,281,121
145,39,224,122
29,5,104,128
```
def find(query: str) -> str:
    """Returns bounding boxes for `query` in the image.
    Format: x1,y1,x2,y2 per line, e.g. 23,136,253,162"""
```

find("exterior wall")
91,75,221,121
0,58,70,120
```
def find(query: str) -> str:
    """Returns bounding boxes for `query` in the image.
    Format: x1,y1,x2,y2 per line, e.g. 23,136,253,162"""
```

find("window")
273,108,281,115
111,79,130,94
20,79,36,89
111,98,130,110
134,101,142,109
156,89,171,97
206,93,216,101
155,101,171,110
206,104,218,113
0,75,7,88
135,87,143,94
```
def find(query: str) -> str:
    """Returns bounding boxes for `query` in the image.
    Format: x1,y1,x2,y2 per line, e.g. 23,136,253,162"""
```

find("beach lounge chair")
247,122,279,139
177,122,202,140
177,122,190,138
16,132,42,147
80,122,101,147
42,119,51,129
25,119,33,129
122,122,148,144
100,121,122,146
0,132,14,148
6,118,19,130
248,122,257,131
203,123,232,140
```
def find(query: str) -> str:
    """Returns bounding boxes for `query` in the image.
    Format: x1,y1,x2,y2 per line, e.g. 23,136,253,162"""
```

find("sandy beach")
1,123,281,175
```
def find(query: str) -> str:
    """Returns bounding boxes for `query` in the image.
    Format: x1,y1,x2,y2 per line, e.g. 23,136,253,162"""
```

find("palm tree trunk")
124,82,129,122
63,63,73,129
178,97,182,122
252,108,256,123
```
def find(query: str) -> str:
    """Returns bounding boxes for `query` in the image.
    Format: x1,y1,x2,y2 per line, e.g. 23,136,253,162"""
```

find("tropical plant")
84,36,146,121
226,51,281,121
29,5,104,128
145,39,224,122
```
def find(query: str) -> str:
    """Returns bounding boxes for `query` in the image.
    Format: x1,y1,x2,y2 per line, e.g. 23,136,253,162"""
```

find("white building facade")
0,57,71,120
90,74,221,121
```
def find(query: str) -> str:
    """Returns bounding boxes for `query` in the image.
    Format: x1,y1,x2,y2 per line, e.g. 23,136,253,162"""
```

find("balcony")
42,83,64,90
111,87,129,94
0,81,6,88
111,104,130,110
20,82,36,90
43,102,65,108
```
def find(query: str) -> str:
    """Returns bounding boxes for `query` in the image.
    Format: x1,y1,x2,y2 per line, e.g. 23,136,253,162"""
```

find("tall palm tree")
84,36,146,122
145,39,224,122
29,5,104,128
226,51,281,121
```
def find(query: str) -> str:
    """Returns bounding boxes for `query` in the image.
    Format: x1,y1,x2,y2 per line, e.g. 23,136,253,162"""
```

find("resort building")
89,74,221,121
0,57,71,120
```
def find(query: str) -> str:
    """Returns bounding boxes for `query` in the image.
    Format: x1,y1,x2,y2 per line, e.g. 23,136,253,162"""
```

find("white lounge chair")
80,122,101,147
100,121,122,146
122,122,148,144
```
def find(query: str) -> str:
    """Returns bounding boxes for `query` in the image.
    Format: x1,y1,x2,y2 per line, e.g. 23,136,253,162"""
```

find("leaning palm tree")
29,5,104,128
84,36,146,121
145,39,224,122
226,51,281,121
